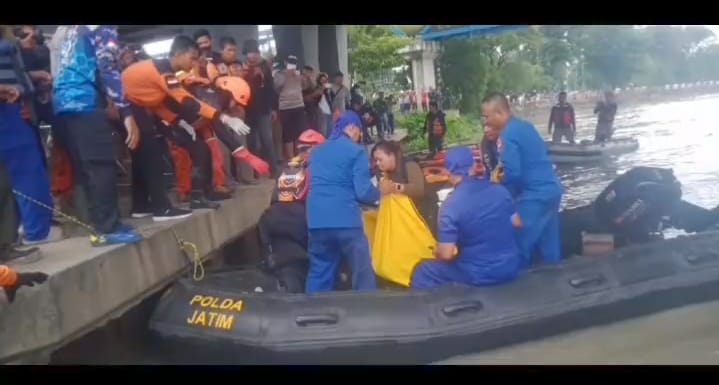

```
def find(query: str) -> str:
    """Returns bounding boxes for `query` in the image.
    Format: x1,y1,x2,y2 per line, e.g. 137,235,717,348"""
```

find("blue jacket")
499,116,562,202
307,134,380,229
439,178,521,284
53,25,129,118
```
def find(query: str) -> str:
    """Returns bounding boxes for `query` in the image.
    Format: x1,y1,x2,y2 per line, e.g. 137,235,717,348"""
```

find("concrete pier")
0,181,274,364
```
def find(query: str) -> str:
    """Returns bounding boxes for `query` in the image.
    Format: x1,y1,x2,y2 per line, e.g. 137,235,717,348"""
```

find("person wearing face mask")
273,54,306,161
305,110,380,293
410,147,521,289
316,72,333,137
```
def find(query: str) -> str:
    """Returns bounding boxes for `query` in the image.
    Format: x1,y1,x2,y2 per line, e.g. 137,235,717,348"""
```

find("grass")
396,112,484,154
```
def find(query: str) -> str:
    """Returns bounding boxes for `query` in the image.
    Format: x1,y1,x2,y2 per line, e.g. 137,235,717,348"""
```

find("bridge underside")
39,25,349,83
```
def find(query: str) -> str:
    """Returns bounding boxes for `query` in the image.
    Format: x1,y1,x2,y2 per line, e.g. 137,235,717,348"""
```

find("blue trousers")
306,228,377,293
411,259,519,289
516,198,561,265
0,104,52,241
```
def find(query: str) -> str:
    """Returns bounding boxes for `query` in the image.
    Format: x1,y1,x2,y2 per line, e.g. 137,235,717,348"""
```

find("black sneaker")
207,190,232,202
153,207,193,222
131,211,153,219
190,198,220,210
0,246,40,264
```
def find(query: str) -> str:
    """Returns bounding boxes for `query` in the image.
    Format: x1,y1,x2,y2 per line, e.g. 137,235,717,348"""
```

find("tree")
348,26,411,80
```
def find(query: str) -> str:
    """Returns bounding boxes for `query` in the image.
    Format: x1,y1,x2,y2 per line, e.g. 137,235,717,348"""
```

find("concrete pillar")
301,25,319,71
336,25,349,86
272,25,305,64
400,40,439,100
318,25,339,75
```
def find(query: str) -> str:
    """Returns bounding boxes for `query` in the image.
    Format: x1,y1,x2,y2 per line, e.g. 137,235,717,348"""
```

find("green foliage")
348,26,411,80
435,25,719,114
396,112,483,153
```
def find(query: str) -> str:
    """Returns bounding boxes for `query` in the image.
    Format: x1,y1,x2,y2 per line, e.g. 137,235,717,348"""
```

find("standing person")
481,92,563,265
305,111,380,293
53,25,142,246
409,90,417,112
273,54,306,161
421,88,429,112
372,91,388,139
330,71,351,124
400,91,410,115
316,72,333,137
386,94,396,136
410,147,521,289
0,29,56,246
425,101,447,159
594,91,618,143
548,91,576,144
241,39,279,175
301,65,323,133
193,29,222,69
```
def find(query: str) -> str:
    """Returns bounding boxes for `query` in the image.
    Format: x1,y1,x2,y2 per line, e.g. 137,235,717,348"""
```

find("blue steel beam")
391,26,408,37
420,25,529,41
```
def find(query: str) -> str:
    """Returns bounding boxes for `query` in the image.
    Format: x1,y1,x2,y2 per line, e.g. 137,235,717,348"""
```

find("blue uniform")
53,25,129,118
411,177,521,289
0,39,51,242
499,116,563,265
306,112,380,293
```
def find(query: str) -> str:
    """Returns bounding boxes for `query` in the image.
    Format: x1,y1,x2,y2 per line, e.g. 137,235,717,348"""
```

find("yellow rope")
15,189,204,279
180,240,205,281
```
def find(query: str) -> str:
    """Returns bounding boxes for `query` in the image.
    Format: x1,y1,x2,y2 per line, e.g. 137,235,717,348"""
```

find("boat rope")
171,228,205,282
13,189,204,281
12,189,100,239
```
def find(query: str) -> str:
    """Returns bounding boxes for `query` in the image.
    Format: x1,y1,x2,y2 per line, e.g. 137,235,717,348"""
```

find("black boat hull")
149,231,719,364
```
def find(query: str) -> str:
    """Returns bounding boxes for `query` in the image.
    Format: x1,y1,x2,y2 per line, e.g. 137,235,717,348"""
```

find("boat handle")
295,314,339,327
569,274,606,288
442,301,483,317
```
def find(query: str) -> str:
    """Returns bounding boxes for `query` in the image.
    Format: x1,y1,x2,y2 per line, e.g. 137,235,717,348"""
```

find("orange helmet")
215,76,252,107
298,129,326,146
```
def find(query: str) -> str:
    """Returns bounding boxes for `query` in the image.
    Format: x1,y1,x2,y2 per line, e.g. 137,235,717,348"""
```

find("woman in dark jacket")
371,140,425,207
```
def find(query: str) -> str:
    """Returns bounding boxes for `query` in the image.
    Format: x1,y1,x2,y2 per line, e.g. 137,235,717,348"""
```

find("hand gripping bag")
363,194,436,287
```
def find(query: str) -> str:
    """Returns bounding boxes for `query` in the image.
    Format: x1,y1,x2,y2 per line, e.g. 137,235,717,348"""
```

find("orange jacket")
121,59,220,125
0,265,18,289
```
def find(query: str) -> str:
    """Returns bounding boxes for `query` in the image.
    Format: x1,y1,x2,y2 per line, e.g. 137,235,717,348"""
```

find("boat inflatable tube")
149,231,719,364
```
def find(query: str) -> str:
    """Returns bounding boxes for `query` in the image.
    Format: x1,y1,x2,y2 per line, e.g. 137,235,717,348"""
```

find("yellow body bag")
363,194,436,287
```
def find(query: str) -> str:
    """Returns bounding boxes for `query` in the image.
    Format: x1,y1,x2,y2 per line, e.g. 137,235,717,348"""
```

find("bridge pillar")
275,25,349,86
400,40,440,100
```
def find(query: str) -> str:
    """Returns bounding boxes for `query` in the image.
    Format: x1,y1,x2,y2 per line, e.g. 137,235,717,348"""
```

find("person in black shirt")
559,167,719,257
548,91,576,144
594,91,618,143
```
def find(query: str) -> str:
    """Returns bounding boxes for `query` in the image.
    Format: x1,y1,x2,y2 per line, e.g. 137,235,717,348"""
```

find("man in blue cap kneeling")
410,147,522,289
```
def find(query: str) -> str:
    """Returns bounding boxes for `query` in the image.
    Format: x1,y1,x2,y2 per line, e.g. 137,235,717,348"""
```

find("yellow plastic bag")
363,194,436,287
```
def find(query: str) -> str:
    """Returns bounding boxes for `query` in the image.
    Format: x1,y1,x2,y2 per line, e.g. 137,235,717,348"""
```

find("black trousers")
428,134,444,155
0,161,18,247
60,110,121,234
129,106,172,214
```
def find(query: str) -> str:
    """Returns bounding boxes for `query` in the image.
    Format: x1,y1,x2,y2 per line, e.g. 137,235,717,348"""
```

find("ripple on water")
559,95,719,210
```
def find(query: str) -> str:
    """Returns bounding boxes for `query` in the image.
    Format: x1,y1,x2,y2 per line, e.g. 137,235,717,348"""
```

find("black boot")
0,244,39,264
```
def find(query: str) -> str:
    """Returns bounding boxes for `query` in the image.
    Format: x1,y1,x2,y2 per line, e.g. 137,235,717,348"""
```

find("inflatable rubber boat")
148,230,719,364
547,137,639,164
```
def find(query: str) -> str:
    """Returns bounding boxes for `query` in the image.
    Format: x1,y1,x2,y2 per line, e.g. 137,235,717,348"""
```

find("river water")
550,94,719,211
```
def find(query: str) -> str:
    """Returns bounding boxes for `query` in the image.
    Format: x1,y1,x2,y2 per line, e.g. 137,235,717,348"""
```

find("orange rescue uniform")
0,265,18,289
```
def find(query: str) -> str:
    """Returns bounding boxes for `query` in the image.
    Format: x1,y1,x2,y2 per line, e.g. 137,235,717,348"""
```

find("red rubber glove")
233,148,270,176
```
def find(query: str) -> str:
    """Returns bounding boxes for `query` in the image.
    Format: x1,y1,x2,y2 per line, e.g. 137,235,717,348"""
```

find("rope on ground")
171,228,205,281
12,189,99,238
